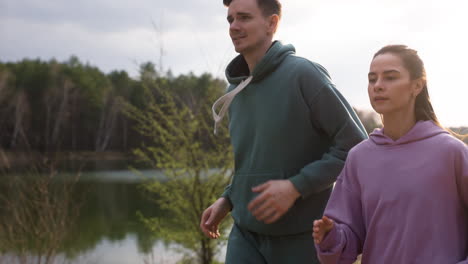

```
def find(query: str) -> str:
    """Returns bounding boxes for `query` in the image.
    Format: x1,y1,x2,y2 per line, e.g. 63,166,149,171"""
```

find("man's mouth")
232,35,246,41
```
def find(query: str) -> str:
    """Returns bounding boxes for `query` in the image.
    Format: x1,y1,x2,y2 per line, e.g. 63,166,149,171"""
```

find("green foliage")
125,74,233,264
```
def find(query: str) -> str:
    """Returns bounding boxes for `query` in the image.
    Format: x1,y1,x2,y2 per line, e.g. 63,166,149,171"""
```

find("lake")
0,167,227,264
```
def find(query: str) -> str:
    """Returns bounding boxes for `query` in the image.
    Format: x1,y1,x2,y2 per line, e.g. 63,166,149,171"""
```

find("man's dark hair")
223,0,282,18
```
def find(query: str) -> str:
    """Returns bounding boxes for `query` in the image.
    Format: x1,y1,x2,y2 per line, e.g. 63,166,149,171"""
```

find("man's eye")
368,78,376,83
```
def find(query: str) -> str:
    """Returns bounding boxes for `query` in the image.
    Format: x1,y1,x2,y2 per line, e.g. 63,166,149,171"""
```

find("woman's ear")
412,78,425,97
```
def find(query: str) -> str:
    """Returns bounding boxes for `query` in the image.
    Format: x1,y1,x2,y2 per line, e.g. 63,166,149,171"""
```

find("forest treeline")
0,57,465,153
0,57,227,152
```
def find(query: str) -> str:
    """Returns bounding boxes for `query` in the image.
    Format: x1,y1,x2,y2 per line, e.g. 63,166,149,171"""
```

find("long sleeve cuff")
221,188,233,211
318,225,342,253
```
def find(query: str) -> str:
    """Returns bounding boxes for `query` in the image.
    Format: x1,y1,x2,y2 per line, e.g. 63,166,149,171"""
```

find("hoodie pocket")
229,172,285,225
230,171,285,198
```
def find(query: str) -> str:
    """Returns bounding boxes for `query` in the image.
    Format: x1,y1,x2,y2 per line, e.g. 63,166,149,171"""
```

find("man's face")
227,0,274,56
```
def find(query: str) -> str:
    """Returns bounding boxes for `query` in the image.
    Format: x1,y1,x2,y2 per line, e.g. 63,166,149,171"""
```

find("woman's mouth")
374,96,388,102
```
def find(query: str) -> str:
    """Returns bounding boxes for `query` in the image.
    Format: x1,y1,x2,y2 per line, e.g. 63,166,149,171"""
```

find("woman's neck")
382,113,417,141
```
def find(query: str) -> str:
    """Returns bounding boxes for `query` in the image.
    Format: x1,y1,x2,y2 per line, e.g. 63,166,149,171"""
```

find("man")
200,0,367,263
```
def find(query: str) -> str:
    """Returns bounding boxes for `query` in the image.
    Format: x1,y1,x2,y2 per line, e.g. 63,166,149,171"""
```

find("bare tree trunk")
51,81,72,148
71,92,78,151
45,107,50,150
95,97,120,152
11,92,29,148
95,95,109,151
200,237,214,264
122,118,128,151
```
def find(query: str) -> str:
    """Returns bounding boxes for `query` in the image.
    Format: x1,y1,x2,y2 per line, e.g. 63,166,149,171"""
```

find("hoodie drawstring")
212,76,253,135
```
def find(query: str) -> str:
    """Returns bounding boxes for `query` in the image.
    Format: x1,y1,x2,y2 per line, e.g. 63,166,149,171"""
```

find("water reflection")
62,171,164,260
1,168,227,264
0,169,181,264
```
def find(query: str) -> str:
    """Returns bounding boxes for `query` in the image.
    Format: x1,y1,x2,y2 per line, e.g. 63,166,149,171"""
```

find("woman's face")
367,53,423,118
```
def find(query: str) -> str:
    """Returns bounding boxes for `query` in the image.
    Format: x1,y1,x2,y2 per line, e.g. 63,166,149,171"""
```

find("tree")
125,72,233,264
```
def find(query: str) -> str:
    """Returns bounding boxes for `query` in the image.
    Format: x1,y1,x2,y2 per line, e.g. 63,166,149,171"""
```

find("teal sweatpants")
225,224,319,264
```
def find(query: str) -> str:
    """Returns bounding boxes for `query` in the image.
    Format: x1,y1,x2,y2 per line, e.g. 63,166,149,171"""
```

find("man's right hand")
200,197,231,239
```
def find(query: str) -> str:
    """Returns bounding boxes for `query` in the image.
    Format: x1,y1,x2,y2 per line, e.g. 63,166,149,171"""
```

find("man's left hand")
247,180,301,224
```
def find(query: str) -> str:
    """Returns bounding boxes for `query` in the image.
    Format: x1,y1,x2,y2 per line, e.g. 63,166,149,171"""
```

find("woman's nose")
374,79,384,92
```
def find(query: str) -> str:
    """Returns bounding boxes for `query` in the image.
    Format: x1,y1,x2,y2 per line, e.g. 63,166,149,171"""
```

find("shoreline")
0,150,135,170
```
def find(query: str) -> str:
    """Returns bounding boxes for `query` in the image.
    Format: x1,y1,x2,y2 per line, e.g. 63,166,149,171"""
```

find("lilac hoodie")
316,121,468,264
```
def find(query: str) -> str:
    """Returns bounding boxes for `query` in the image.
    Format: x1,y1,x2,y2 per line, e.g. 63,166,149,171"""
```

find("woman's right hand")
313,216,334,244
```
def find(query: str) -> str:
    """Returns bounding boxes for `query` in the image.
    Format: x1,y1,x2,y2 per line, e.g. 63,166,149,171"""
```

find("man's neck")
243,40,274,73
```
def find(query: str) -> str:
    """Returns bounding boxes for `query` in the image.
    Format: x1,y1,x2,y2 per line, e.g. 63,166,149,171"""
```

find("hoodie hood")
369,120,449,146
225,41,295,84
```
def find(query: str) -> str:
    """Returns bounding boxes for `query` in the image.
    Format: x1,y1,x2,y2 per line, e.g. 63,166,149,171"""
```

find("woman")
313,45,468,263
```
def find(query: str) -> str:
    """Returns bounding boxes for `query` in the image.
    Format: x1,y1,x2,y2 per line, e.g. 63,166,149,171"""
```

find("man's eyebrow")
227,11,251,19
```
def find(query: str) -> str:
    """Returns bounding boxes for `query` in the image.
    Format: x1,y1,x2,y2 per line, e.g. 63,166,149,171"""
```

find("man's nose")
230,20,240,31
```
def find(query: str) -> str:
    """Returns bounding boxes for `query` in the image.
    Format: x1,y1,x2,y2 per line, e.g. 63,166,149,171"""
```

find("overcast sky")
1,0,467,126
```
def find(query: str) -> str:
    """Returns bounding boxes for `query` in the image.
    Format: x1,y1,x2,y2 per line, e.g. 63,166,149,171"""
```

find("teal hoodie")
223,41,367,235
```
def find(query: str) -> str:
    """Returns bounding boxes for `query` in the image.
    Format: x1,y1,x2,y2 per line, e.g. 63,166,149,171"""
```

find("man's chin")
234,46,244,54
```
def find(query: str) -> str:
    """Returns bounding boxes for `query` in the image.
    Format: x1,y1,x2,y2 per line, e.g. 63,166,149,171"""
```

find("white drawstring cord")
211,76,253,135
